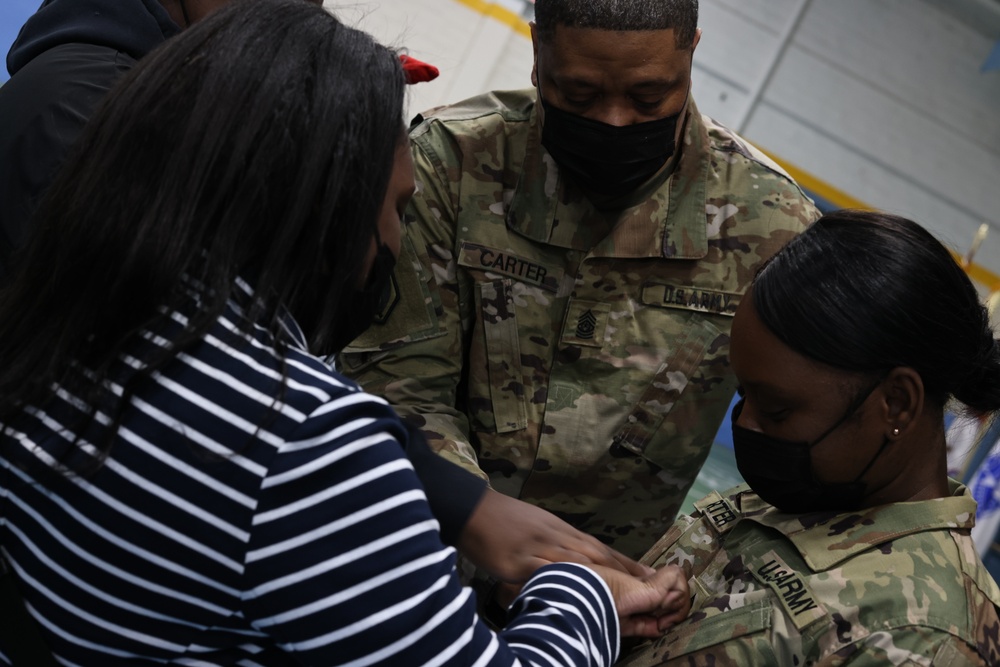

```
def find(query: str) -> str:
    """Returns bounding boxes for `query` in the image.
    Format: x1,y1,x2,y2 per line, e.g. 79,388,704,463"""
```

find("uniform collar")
505,93,709,259
742,479,977,571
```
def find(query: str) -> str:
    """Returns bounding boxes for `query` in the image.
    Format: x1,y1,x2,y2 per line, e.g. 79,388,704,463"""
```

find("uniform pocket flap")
618,598,773,665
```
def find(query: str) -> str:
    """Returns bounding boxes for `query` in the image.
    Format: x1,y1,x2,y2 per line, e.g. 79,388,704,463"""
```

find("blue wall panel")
1,1,40,82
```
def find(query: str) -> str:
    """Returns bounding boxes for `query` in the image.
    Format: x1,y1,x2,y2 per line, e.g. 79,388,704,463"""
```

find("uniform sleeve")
240,389,619,666
402,420,487,545
338,124,488,480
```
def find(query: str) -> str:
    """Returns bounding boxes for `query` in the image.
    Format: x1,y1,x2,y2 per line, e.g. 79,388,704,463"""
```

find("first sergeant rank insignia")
576,309,597,340
560,300,610,348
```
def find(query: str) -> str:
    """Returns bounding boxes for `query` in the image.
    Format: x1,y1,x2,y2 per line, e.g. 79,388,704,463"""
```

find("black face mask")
731,380,891,514
539,95,683,200
329,243,396,353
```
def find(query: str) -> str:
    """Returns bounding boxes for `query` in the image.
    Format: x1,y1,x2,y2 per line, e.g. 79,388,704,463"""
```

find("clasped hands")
459,489,691,637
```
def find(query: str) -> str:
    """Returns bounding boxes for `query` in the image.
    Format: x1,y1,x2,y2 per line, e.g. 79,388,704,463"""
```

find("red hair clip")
399,54,440,84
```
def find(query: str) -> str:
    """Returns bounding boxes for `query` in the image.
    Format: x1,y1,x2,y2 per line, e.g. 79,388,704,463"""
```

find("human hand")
457,489,652,583
590,564,691,638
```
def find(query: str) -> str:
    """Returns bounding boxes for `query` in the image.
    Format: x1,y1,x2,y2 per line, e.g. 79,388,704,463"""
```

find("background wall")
0,0,39,83
337,0,1000,293
5,1,996,281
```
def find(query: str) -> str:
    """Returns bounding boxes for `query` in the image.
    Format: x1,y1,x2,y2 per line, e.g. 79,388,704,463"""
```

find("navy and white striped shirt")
0,298,620,665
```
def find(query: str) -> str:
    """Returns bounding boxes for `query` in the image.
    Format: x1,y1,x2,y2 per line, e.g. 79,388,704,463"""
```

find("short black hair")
534,0,698,48
752,209,1000,416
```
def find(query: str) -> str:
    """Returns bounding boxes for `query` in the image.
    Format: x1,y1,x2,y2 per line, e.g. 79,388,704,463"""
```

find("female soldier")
620,209,1000,666
0,0,687,663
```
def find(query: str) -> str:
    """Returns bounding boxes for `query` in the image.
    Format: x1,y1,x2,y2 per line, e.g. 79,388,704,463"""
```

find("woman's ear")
881,367,924,439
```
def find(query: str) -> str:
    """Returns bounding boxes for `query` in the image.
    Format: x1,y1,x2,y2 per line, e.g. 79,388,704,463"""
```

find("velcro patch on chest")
458,242,563,292
641,283,741,317
693,491,741,535
750,550,826,630
560,299,611,348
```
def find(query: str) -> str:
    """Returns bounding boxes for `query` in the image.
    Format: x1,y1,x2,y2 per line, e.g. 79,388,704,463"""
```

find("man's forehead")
537,25,692,79
542,23,680,44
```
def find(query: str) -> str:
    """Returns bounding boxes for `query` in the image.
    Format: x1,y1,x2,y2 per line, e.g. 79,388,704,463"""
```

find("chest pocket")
478,278,527,433
617,597,775,666
610,315,724,459
459,242,565,435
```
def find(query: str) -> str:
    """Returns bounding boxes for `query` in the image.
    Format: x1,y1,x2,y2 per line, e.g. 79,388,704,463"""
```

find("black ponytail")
752,209,1000,417
953,326,1000,416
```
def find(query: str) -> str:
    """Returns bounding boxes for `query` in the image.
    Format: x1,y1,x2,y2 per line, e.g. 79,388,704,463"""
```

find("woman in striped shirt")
0,0,689,664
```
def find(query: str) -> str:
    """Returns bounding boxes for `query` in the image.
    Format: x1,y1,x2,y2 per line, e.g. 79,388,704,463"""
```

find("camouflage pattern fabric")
339,89,819,558
620,480,1000,666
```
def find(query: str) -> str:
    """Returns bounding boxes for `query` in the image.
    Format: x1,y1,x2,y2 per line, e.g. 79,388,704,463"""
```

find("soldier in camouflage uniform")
623,482,1000,665
340,0,819,559
622,210,1000,665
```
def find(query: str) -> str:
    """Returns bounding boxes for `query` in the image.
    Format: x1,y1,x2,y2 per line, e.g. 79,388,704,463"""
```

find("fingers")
654,587,690,626
560,530,654,577
656,607,689,633
621,607,687,638
640,564,683,595
589,562,692,639
613,549,656,577
460,491,648,582
619,614,667,638
549,532,627,571
591,565,667,614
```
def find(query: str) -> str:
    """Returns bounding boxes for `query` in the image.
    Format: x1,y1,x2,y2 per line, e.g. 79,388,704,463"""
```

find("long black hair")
752,209,1000,416
0,0,405,451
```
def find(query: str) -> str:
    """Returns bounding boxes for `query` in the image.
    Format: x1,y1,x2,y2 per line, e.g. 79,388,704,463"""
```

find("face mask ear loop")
179,0,192,27
807,374,886,451
848,435,892,486
360,226,388,291
809,373,890,489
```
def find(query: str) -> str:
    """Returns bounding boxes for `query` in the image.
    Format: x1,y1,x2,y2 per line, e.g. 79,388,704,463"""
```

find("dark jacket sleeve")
402,421,487,545
0,43,134,280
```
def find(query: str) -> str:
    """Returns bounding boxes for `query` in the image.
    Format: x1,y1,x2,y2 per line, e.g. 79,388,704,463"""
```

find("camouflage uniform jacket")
340,89,818,557
620,481,1000,666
